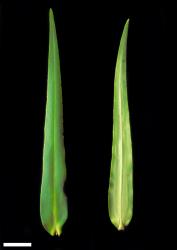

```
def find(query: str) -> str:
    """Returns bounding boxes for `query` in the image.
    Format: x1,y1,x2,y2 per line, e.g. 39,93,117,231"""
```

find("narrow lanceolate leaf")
40,8,68,236
108,19,133,230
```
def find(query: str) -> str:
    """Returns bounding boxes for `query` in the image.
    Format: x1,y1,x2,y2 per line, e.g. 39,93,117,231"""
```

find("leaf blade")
40,8,68,236
108,19,133,230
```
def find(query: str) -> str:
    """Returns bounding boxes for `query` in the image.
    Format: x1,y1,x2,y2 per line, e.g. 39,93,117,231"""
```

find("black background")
0,1,174,249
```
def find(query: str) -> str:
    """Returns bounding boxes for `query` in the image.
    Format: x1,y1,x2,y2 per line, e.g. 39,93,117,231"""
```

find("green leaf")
108,19,133,230
40,8,68,236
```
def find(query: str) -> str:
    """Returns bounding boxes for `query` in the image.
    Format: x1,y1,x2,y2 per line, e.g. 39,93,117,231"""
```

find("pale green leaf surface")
40,8,68,236
108,19,133,230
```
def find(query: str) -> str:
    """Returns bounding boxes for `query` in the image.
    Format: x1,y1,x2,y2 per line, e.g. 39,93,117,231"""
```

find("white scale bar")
3,243,32,247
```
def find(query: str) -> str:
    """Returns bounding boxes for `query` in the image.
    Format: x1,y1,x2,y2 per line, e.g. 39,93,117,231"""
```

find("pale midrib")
118,63,123,228
52,19,57,232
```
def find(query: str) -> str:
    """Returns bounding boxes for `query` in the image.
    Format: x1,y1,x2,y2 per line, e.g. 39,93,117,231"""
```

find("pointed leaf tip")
49,8,53,16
